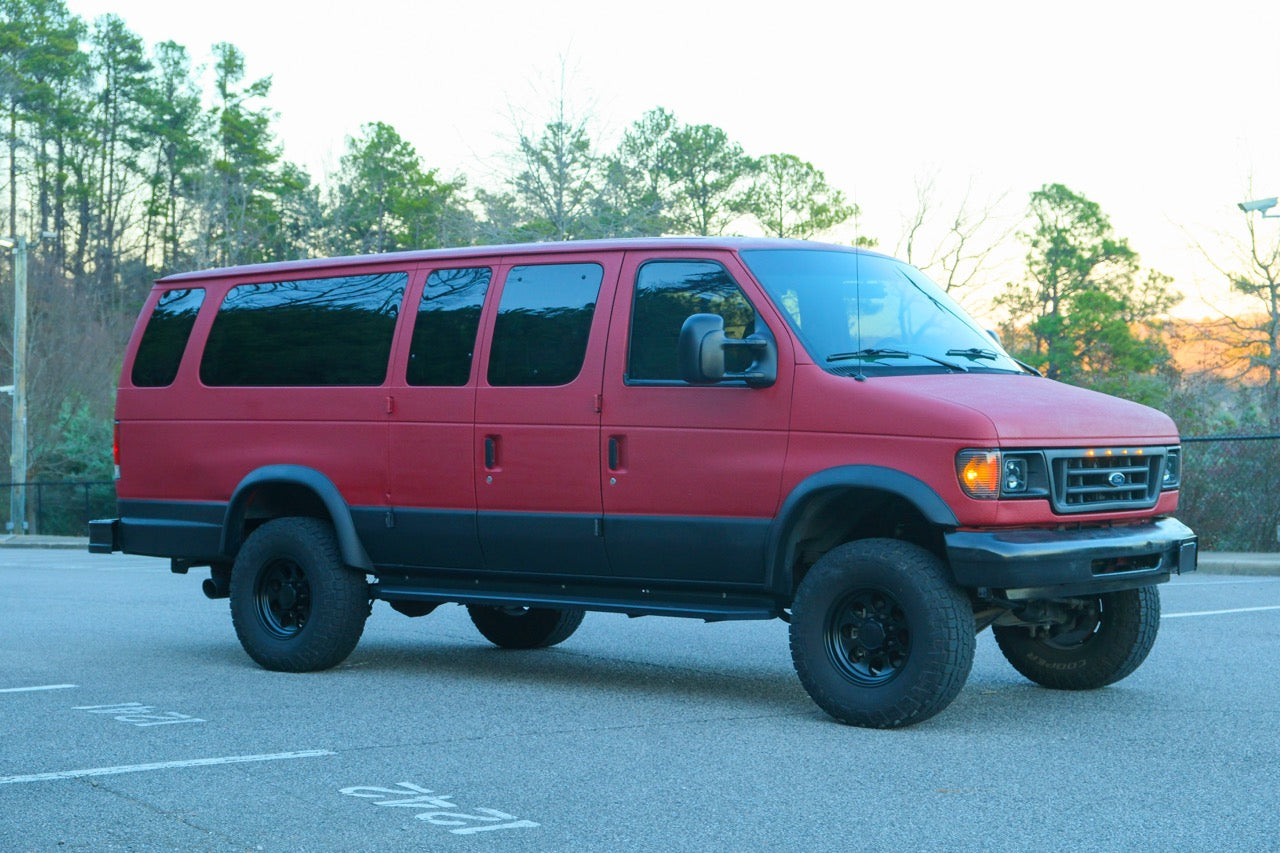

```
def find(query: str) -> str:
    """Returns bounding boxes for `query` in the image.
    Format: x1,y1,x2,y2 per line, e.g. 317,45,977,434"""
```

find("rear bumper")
88,504,224,561
945,517,1197,598
88,518,119,554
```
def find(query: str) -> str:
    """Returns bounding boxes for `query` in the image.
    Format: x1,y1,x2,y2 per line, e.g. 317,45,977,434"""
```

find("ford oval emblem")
1108,472,1126,487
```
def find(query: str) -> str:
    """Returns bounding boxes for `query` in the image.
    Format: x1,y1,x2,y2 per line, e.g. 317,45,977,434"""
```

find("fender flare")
220,464,373,571
764,465,959,591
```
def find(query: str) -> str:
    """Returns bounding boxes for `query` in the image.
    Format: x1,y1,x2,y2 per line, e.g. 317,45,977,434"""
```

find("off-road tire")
467,605,585,649
992,586,1160,690
789,538,975,728
229,517,369,672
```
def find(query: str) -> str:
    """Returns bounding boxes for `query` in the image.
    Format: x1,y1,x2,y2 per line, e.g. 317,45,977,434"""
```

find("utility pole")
1,235,27,535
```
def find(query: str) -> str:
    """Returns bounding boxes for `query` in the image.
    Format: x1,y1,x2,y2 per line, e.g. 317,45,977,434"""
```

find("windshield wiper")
827,348,967,372
944,346,1042,376
945,347,999,360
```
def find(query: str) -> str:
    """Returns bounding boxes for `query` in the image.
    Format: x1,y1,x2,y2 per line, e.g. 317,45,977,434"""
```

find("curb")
0,535,90,550
1195,553,1280,577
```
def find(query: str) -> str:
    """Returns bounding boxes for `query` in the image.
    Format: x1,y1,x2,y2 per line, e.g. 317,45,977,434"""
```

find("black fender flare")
765,465,959,592
220,465,373,571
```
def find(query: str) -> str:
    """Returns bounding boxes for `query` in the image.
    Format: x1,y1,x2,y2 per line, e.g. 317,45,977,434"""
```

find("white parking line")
0,684,77,694
0,750,336,785
1162,605,1280,619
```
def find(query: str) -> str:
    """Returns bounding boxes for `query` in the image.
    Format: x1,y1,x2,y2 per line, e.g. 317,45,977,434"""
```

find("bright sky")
63,0,1280,320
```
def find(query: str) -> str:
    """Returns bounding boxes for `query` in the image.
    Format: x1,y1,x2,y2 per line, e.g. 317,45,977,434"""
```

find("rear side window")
131,288,205,387
628,260,759,382
407,267,491,386
487,263,603,387
200,272,406,386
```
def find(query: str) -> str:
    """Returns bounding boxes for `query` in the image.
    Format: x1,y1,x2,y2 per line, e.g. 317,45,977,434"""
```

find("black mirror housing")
678,313,777,388
678,313,727,384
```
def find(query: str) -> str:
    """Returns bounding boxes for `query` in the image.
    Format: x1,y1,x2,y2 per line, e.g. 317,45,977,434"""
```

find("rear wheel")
229,517,369,672
467,605,585,649
790,539,975,728
992,586,1160,690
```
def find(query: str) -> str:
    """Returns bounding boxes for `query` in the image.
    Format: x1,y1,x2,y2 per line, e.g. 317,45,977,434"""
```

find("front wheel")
229,517,369,672
467,605,584,649
992,586,1160,690
789,539,975,728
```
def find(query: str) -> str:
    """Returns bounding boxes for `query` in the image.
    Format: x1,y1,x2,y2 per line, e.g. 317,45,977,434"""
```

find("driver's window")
627,260,759,382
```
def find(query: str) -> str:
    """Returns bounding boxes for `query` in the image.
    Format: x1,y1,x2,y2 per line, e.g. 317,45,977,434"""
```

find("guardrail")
3,435,1278,549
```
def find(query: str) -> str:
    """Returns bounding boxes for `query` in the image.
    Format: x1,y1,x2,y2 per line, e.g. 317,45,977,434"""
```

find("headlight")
1162,447,1181,490
957,449,1048,500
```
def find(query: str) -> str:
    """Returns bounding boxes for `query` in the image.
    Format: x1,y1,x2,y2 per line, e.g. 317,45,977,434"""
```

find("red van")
91,237,1196,728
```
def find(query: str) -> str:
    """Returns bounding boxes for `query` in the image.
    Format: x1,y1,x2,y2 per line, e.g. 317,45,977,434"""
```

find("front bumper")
945,517,1197,598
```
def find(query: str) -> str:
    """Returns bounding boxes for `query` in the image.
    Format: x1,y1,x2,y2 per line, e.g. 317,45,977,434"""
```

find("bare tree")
1189,193,1280,429
895,172,1015,296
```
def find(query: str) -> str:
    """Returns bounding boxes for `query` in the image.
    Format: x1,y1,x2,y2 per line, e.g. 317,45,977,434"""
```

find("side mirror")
677,313,777,388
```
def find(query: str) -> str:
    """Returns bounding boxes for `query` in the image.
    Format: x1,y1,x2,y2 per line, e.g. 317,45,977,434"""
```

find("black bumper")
88,518,119,554
945,517,1197,598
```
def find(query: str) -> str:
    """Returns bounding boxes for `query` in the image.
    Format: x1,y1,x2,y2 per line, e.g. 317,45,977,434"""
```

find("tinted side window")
487,263,603,387
407,267,491,386
628,260,758,381
131,288,205,387
200,272,406,386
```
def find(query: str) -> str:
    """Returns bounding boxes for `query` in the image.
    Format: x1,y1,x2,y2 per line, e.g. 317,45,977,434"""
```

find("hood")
901,373,1179,445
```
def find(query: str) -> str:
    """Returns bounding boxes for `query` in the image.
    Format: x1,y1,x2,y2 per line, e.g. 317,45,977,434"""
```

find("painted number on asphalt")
74,702,206,727
340,782,539,835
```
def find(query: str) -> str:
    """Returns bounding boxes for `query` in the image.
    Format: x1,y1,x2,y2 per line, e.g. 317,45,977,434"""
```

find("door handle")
484,435,498,469
608,435,623,471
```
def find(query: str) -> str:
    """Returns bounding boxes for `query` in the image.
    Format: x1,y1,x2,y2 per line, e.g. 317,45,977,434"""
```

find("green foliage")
998,183,1178,383
744,153,856,239
509,116,598,241
661,122,752,236
34,394,113,481
329,121,468,253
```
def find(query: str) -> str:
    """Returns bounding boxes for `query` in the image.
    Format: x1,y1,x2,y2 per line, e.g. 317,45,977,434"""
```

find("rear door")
600,251,793,585
473,253,620,575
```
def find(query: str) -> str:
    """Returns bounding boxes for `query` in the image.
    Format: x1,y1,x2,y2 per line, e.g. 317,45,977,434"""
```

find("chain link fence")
4,437,1278,550
1178,435,1280,552
1,480,116,537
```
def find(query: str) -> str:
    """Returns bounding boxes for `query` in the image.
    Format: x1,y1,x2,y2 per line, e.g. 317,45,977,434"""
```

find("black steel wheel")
467,605,585,649
992,586,1160,690
824,588,912,687
229,517,369,672
253,556,311,638
790,539,975,728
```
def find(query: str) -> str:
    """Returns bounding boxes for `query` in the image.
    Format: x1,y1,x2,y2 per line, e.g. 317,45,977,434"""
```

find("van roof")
156,236,889,284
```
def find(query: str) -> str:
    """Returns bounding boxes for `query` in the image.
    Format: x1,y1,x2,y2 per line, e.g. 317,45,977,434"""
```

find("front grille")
1047,449,1164,513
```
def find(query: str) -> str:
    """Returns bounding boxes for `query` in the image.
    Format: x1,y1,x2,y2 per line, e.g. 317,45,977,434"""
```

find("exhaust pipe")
202,573,230,599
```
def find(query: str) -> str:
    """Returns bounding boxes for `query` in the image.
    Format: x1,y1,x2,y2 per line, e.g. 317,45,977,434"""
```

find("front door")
600,252,793,586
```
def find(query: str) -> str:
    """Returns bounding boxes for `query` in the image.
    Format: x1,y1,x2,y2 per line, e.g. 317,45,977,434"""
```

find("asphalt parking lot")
2,549,1278,851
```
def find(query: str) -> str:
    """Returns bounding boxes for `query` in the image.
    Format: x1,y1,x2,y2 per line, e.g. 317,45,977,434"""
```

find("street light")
1238,197,1280,218
0,235,27,535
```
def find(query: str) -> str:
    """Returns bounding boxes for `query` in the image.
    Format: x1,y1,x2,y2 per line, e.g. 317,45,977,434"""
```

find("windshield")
739,249,1025,375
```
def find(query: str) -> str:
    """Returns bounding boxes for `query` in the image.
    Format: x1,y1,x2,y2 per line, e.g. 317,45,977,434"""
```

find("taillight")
113,420,120,479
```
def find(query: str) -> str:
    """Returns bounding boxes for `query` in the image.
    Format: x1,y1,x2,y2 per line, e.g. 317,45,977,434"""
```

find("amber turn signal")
956,450,1000,499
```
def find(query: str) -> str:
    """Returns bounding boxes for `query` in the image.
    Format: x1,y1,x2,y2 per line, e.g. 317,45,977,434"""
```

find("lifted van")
91,237,1197,728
